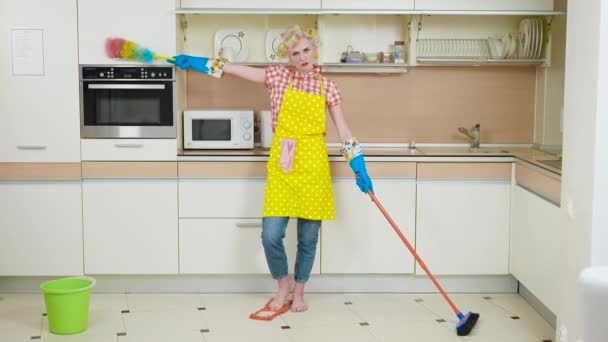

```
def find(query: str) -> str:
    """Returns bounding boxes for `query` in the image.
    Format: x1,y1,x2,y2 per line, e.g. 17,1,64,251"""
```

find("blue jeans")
261,217,321,284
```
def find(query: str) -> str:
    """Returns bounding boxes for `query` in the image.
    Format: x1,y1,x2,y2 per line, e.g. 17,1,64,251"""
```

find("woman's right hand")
169,55,210,73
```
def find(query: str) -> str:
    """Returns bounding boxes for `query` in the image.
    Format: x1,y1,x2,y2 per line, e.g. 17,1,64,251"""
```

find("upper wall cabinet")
415,0,554,12
0,0,81,162
78,0,177,64
321,0,414,10
180,0,321,10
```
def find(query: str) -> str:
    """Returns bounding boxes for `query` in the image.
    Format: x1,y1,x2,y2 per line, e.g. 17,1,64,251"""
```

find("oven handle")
88,84,166,90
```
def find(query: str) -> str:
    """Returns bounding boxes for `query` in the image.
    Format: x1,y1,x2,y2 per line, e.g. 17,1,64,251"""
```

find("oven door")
80,81,176,138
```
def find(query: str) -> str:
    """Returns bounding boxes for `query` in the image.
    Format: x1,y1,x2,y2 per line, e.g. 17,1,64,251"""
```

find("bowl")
364,52,378,63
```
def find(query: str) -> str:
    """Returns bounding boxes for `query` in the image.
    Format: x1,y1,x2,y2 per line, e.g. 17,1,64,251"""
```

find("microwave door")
190,117,234,148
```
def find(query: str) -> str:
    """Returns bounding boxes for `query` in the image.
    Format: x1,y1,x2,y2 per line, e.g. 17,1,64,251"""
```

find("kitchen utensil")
366,189,480,336
105,37,174,62
346,50,363,63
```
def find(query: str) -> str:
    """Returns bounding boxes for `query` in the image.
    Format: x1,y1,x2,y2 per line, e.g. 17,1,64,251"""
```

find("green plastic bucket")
40,277,96,335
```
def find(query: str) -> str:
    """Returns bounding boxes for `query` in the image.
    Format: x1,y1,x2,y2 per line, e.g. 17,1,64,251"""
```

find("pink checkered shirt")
265,65,343,132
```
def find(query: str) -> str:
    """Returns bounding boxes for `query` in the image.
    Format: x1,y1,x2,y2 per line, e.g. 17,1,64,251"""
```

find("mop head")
249,298,292,321
456,311,480,336
105,37,173,63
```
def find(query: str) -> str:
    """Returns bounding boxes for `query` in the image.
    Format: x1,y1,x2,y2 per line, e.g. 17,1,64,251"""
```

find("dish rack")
417,39,490,59
416,37,545,65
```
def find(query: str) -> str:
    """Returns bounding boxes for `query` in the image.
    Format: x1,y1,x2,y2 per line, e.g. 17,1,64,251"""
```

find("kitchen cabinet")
177,161,320,274
321,0,414,10
180,218,320,274
180,0,321,10
415,163,511,275
415,0,554,12
81,139,178,161
510,165,563,313
82,162,178,274
77,0,177,64
0,0,80,162
0,180,83,276
321,162,416,274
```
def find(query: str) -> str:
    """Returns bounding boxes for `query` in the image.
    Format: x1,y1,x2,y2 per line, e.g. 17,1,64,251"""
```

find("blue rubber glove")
169,55,209,74
349,155,374,194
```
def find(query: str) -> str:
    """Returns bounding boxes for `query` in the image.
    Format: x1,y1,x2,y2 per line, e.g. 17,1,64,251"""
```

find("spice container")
393,40,405,63
379,51,393,63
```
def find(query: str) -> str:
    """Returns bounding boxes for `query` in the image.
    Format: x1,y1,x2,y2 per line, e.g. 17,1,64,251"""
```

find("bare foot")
269,277,290,311
291,282,308,312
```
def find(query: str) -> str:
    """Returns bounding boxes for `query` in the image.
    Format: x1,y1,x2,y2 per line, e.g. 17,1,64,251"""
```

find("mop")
367,190,480,336
105,37,174,62
249,298,292,321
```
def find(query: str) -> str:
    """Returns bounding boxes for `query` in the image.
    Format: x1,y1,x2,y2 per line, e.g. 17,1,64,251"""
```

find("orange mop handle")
368,191,462,316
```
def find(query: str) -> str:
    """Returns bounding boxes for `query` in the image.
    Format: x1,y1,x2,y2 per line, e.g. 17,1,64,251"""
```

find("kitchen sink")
537,159,562,170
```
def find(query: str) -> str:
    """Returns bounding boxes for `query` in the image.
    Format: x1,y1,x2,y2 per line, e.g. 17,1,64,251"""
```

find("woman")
171,25,373,313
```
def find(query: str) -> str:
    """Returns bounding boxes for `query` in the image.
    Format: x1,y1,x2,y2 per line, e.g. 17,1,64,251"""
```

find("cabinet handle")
236,222,262,228
17,145,47,150
114,143,144,148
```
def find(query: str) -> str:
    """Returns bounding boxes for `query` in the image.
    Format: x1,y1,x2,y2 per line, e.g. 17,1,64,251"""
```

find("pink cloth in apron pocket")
278,138,296,173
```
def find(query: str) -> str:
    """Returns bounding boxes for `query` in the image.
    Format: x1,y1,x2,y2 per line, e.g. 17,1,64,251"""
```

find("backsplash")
185,66,535,144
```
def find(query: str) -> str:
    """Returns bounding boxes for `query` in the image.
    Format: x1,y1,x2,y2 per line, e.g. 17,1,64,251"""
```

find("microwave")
183,110,254,149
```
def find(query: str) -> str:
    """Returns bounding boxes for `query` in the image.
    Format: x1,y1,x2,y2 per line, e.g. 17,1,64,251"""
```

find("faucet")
458,124,480,149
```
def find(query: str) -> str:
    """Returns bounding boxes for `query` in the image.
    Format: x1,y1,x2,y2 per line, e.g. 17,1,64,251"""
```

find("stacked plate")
518,18,543,59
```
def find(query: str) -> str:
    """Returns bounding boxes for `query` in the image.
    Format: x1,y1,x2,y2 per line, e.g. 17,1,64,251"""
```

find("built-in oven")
80,65,176,138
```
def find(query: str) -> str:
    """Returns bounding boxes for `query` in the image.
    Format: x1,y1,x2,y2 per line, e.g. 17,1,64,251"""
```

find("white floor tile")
41,310,125,339
284,323,380,342
0,294,44,339
123,308,206,334
126,293,204,312
89,294,128,313
367,318,467,342
345,293,440,323
118,329,204,342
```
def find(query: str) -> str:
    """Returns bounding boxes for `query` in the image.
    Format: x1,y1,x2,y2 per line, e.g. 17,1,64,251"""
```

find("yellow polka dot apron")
263,73,335,220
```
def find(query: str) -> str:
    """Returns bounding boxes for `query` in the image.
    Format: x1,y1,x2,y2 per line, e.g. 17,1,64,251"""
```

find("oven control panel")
81,66,174,80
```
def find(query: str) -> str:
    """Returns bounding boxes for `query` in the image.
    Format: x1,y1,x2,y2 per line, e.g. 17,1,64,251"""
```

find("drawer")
81,139,177,161
179,179,266,218
179,218,321,274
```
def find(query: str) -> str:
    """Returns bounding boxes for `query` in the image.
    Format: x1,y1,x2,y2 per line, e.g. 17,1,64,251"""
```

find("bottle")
393,40,405,64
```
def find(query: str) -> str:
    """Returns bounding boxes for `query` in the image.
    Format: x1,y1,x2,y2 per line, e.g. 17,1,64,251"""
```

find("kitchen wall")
186,66,536,144
560,0,608,340
535,0,567,146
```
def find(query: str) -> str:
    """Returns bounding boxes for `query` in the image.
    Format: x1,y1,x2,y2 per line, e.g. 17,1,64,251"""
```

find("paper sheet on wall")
11,29,45,76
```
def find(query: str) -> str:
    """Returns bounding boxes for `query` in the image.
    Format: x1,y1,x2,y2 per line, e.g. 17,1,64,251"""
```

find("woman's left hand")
350,155,374,194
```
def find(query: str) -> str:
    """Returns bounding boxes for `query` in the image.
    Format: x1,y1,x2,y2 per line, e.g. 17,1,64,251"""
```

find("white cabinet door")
78,0,176,64
321,179,416,274
82,179,178,274
0,181,83,275
180,0,321,9
416,179,511,275
0,0,80,162
322,0,414,10
510,184,563,313
179,218,321,274
179,179,266,218
415,0,553,11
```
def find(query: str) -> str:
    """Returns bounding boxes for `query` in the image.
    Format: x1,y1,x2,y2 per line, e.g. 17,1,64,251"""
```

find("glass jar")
393,40,405,64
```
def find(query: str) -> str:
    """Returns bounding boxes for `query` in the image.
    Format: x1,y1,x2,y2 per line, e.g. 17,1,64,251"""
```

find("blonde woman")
171,25,373,313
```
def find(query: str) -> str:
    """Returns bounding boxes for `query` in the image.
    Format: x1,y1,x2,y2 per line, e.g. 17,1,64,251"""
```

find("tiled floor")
0,293,555,342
